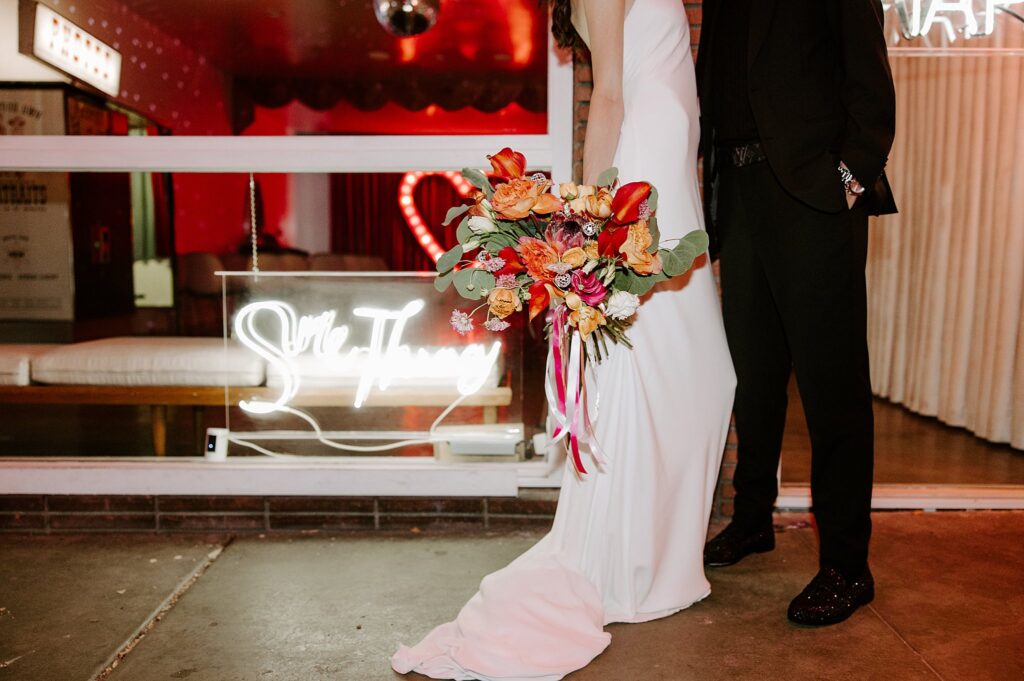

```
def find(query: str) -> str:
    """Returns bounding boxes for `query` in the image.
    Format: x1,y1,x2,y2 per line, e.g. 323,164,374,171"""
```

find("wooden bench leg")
193,406,205,454
151,405,168,456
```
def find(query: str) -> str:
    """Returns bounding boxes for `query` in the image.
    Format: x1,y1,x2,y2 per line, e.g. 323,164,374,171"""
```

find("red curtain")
329,173,464,271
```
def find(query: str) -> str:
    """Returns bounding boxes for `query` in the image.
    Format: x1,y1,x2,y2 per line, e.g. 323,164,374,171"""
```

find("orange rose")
584,241,600,260
518,237,559,281
492,179,562,220
487,287,522,319
620,219,663,275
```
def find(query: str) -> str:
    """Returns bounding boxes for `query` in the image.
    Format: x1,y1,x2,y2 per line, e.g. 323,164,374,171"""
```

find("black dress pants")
717,159,874,575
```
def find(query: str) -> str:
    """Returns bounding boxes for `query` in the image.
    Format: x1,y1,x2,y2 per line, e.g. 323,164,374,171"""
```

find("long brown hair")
540,0,586,52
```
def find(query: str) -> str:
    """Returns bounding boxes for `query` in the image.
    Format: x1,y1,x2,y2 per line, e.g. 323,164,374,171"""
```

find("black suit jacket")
697,0,897,250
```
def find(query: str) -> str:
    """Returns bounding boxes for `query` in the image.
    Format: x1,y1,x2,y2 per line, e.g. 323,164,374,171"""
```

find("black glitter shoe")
787,566,874,626
703,522,775,567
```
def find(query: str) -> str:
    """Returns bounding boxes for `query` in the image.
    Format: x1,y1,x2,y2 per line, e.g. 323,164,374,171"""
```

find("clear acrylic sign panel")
217,271,525,459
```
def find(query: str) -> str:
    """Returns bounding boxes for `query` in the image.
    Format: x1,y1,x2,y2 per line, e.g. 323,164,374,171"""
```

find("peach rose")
620,219,663,275
585,188,613,219
584,241,600,260
570,303,607,338
487,287,522,319
558,182,579,199
492,179,562,220
568,185,596,213
560,247,588,269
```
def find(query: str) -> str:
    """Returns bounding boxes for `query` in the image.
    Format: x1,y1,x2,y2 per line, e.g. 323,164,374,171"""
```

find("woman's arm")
580,0,627,185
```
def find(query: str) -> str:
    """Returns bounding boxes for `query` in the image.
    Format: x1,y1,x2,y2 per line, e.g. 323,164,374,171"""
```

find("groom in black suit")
697,0,896,625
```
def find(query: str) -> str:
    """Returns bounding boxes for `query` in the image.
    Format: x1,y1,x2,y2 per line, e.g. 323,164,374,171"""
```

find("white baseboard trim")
0,457,521,497
1,458,1022,507
777,484,1024,511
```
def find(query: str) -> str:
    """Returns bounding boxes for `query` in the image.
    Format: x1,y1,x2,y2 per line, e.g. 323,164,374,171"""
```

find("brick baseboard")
0,491,560,534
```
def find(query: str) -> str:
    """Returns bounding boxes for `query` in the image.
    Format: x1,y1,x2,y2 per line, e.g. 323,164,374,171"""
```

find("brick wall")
571,2,738,522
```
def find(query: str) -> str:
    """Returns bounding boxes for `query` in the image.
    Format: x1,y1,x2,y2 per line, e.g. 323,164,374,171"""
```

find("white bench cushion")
30,337,265,387
0,345,61,386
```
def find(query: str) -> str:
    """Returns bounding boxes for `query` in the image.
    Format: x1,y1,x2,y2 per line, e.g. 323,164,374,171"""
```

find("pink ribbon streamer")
546,306,602,477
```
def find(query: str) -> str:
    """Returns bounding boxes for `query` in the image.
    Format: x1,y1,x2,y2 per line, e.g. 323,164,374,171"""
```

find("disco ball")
373,0,441,38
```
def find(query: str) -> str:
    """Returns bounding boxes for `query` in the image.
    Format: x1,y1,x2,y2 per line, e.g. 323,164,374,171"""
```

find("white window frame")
0,33,573,497
0,34,574,178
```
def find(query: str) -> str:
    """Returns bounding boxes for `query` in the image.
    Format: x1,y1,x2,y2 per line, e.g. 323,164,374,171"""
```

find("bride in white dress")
392,0,736,678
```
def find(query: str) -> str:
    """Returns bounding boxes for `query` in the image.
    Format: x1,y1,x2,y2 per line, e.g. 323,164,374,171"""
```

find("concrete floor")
1,513,1022,681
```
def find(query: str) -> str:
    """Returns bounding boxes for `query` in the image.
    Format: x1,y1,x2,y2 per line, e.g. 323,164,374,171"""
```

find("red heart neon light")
399,171,475,263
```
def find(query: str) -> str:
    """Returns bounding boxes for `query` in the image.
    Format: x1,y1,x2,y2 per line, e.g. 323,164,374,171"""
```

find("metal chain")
248,171,260,273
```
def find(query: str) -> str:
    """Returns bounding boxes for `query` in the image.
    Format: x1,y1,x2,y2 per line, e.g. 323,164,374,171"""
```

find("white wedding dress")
392,1,736,678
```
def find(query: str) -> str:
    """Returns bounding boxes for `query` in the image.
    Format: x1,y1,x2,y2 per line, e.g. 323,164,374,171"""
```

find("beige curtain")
866,36,1024,450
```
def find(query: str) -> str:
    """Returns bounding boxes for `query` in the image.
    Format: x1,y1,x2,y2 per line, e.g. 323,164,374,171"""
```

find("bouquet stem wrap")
546,307,606,476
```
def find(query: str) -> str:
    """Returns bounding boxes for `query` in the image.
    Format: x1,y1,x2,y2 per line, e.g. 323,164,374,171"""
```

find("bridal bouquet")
435,147,707,473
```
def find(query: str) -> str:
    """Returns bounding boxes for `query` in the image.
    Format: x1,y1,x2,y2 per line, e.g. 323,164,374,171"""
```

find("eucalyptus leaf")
596,166,619,187
436,244,463,274
647,216,660,254
613,269,668,297
461,168,494,198
434,270,454,293
647,186,659,212
453,269,496,300
660,230,709,277
486,233,518,251
442,204,471,227
456,215,474,243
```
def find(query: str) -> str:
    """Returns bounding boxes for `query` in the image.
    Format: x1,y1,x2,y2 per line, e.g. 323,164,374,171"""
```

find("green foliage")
660,230,708,277
456,215,474,243
442,204,470,226
486,233,519,251
453,269,496,299
613,268,669,296
647,216,660,254
647,186,659,212
596,166,619,187
434,270,454,292
461,168,493,198
436,244,463,274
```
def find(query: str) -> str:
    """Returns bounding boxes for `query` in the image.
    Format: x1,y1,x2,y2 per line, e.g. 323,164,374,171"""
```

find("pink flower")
482,256,507,273
450,310,474,335
570,270,607,306
484,318,511,332
496,274,518,289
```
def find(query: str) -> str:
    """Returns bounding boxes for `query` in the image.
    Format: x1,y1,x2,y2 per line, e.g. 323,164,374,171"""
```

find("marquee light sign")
32,4,122,97
399,171,474,263
888,0,1024,42
233,298,502,414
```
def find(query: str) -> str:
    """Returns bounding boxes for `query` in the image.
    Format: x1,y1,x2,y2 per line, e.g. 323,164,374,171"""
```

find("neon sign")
32,4,122,97
888,0,1024,42
233,299,502,414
